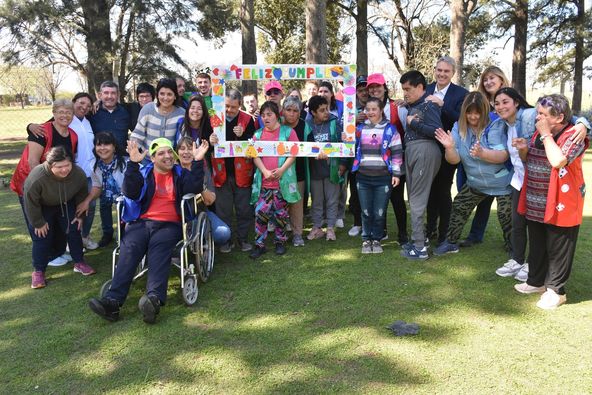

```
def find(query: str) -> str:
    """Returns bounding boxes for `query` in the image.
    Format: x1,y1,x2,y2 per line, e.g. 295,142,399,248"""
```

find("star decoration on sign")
257,146,264,153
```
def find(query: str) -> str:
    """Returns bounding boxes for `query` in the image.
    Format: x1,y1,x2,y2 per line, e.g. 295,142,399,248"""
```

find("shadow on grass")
0,186,591,393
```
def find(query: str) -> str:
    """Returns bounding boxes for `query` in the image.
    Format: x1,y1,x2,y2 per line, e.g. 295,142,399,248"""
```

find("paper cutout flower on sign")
210,114,223,128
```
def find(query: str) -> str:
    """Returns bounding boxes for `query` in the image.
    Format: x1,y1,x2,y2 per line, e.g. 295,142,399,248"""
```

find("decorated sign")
209,64,357,158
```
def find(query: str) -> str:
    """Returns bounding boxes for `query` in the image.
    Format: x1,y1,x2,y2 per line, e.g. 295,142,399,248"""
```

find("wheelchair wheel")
182,275,199,305
99,279,112,298
194,212,214,282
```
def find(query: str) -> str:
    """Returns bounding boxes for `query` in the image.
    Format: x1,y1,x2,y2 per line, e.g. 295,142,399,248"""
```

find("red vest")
10,122,78,196
518,128,588,227
211,111,254,188
389,101,405,140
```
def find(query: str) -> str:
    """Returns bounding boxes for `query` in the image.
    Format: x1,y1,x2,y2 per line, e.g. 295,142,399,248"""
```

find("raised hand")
127,140,147,163
193,139,209,161
435,128,454,150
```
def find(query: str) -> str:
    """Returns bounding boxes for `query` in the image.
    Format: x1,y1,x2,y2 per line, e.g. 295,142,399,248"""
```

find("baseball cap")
356,75,367,86
366,73,386,87
264,81,284,95
149,137,179,160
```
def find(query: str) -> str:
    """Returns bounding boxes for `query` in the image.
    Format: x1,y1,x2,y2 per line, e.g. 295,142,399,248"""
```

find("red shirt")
140,171,181,222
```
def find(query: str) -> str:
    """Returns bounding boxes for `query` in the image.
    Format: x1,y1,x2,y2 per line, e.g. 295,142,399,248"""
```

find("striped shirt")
357,119,403,177
130,102,185,152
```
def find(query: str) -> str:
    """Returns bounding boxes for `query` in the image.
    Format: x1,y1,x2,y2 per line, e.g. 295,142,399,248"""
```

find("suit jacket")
426,82,468,132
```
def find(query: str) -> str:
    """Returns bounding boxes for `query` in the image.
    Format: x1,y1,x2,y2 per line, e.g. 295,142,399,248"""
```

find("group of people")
12,58,589,324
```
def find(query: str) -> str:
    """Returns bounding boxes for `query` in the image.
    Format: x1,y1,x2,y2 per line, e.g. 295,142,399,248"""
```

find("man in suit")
425,56,468,246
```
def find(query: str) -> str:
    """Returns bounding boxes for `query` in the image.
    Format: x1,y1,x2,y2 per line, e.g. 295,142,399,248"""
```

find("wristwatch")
539,134,551,142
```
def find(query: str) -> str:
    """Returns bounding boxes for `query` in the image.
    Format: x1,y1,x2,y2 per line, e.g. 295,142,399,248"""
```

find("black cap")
356,75,367,86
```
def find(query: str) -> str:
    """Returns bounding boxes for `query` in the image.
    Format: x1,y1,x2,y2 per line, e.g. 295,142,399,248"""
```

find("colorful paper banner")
214,140,355,158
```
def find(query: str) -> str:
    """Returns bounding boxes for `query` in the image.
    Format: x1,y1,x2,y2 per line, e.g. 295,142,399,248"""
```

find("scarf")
98,160,120,205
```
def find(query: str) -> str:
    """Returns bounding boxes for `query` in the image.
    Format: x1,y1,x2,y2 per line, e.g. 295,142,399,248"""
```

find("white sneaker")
47,256,68,267
335,219,344,228
348,226,361,237
82,236,99,250
514,263,529,282
514,282,546,294
536,289,567,310
60,252,72,262
496,259,523,277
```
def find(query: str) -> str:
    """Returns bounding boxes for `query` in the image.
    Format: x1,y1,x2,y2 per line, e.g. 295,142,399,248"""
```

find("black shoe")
89,297,120,322
98,234,113,248
249,245,267,259
138,294,161,324
275,243,286,255
459,239,482,248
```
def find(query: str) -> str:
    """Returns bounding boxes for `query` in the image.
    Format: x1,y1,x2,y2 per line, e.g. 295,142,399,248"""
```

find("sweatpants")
511,187,528,264
107,220,182,305
405,140,441,248
214,174,253,244
254,188,290,246
426,158,456,243
446,185,512,251
310,177,340,228
526,220,579,295
288,181,306,236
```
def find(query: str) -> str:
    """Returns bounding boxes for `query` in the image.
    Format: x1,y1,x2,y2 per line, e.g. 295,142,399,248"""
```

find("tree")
306,0,328,63
240,0,257,94
368,0,447,74
39,65,68,102
449,0,478,86
330,0,368,75
0,0,236,97
0,65,41,108
530,0,591,113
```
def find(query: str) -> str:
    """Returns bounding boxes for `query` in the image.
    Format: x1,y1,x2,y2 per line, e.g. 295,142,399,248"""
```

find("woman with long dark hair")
176,95,213,145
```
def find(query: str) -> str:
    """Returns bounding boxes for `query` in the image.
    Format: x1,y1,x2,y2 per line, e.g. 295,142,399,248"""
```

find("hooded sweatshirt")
23,162,88,228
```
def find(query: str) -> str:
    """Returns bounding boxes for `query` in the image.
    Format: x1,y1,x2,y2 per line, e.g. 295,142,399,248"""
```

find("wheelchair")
99,193,215,306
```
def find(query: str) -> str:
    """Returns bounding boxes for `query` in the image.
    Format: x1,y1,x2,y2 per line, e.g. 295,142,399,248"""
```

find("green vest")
250,125,301,204
304,119,343,186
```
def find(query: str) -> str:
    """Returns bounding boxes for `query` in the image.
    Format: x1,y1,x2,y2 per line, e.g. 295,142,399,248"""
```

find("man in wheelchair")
89,138,206,324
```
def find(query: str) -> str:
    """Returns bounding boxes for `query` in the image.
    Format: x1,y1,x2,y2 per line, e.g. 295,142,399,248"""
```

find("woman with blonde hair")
478,66,511,108
433,92,513,256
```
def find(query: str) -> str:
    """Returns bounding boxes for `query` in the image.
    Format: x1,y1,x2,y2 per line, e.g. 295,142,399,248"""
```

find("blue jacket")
122,160,204,222
426,82,468,132
404,92,443,143
89,103,132,153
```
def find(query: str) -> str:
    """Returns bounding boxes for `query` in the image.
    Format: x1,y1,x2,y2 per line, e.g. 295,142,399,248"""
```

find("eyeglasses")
54,110,73,116
266,89,282,95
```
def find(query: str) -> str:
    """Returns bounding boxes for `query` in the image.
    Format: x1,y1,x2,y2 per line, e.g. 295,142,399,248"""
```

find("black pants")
426,159,456,243
526,220,579,295
385,175,408,243
348,171,361,227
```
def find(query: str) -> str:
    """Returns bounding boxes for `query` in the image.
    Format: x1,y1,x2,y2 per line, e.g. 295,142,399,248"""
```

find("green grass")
0,141,591,393
0,105,52,138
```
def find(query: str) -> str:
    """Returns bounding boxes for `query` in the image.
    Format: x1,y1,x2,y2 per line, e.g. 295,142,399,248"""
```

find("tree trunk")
118,9,135,102
240,0,257,95
356,0,368,76
571,0,584,114
450,0,466,86
306,0,328,63
80,0,113,98
511,0,528,96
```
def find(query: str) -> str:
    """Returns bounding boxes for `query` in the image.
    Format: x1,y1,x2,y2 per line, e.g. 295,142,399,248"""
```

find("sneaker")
326,227,336,241
73,262,97,276
138,294,161,324
275,243,286,255
82,236,99,250
335,218,344,228
307,227,325,240
381,233,389,241
98,234,113,248
401,242,414,252
514,282,546,294
220,242,233,253
496,259,523,277
401,245,429,260
514,263,529,282
361,240,372,254
536,289,567,310
240,241,253,252
267,222,276,232
348,225,361,237
60,252,72,262
459,238,481,248
89,297,120,322
371,240,383,254
433,240,460,256
31,271,46,289
47,255,68,267
292,234,305,247
249,245,267,259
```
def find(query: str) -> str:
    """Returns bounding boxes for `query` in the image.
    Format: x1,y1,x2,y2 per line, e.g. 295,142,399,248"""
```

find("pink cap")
264,81,284,94
366,73,386,87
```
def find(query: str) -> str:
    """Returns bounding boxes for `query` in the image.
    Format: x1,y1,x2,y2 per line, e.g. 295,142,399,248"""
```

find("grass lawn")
0,135,591,392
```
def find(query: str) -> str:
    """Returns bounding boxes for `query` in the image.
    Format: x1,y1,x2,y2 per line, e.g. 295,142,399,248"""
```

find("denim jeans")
206,210,231,245
356,173,393,241
99,197,114,238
